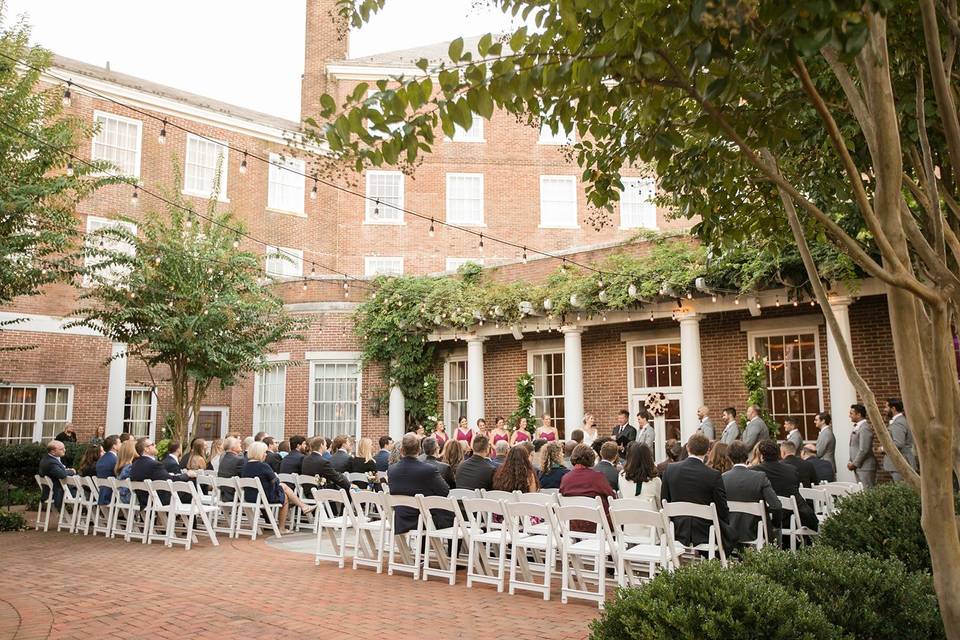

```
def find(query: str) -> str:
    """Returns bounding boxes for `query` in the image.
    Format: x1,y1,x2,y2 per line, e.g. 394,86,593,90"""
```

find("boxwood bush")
740,546,944,640
590,561,843,640
818,483,960,574
0,442,92,489
0,509,26,532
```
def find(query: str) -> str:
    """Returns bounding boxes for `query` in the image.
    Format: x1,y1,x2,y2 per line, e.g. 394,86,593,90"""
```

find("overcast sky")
5,0,519,121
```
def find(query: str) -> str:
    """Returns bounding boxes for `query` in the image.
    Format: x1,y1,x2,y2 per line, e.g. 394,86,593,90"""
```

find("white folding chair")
57,477,83,533
125,480,152,543
779,495,819,551
558,495,604,509
727,500,769,550
539,488,560,495
89,477,115,537
462,497,511,592
660,500,728,567
504,501,560,600
351,490,390,573
166,481,219,550
480,489,518,503
76,477,101,535
555,503,617,608
419,495,470,585
515,492,558,506
799,486,831,523
386,494,424,580
195,474,218,506
295,474,321,531
822,480,863,493
144,479,176,546
212,476,239,537
347,472,371,487
610,508,682,587
108,477,134,539
312,488,352,568
34,475,54,531
234,477,282,539
277,473,299,528
448,488,480,501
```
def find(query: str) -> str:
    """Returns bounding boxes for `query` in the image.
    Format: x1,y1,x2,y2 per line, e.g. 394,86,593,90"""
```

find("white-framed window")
450,118,484,142
91,111,142,177
748,329,824,440
184,134,229,200
309,359,361,439
625,337,684,445
620,177,657,229
84,216,137,286
445,257,484,272
265,246,304,278
254,364,286,438
445,173,484,225
365,170,404,223
267,153,306,214
0,384,73,444
539,175,578,228
528,350,565,433
444,358,468,426
123,387,156,438
364,256,403,277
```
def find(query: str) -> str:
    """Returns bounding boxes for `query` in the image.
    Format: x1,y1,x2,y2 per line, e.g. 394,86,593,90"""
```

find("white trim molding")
739,314,825,333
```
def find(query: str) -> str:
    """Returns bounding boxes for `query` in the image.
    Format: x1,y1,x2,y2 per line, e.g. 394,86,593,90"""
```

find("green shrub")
818,483,960,574
156,438,171,461
590,561,843,640
0,509,26,532
740,546,944,640
0,442,92,489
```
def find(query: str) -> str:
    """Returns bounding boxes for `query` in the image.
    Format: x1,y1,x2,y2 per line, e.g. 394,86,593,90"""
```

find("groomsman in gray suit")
784,416,804,454
882,398,917,481
741,404,770,451
696,406,715,441
814,411,836,472
719,407,740,445
846,404,876,487
636,409,655,451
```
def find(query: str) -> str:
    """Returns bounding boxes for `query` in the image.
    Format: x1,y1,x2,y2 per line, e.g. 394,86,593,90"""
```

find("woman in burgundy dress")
454,416,474,446
536,414,559,442
559,444,615,532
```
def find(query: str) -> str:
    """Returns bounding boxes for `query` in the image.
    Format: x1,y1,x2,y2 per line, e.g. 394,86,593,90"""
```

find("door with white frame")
195,406,229,440
626,338,684,461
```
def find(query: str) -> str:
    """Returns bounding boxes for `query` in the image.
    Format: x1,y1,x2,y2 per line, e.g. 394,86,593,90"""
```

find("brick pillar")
301,0,350,123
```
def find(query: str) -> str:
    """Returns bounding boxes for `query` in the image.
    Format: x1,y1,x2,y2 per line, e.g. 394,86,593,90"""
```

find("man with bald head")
696,406,715,441
386,433,451,533
39,440,75,509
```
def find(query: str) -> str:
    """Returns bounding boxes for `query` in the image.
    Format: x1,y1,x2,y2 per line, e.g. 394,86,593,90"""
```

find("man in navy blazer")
128,437,195,507
38,440,75,509
387,433,451,534
279,436,307,474
96,435,120,504
374,436,392,472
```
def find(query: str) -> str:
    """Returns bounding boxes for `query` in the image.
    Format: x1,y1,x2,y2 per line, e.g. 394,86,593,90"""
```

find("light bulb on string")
775,297,781,307
628,283,638,298
479,233,484,253
158,121,167,145
62,82,72,107
66,162,74,177
428,218,435,238
734,297,740,305
302,280,308,291
130,186,139,206
522,247,528,264
310,176,318,200
793,299,799,307
239,152,248,175
686,292,693,299
233,239,240,249
711,294,717,303
373,199,380,217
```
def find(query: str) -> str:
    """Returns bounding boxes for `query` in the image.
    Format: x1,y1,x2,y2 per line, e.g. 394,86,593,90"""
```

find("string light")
429,218,435,237
302,280,308,291
649,311,655,321
810,299,816,306
734,297,740,305
793,299,799,307
522,247,528,263
62,82,72,107
130,185,139,206
628,283,638,298
310,176,318,200
158,120,167,145
686,292,693,299
775,296,781,307
239,152,248,175
66,162,74,177
373,199,380,217
711,294,717,303
479,233,484,253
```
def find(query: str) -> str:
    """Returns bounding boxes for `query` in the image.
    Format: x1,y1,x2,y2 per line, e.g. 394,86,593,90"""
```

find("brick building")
0,0,900,482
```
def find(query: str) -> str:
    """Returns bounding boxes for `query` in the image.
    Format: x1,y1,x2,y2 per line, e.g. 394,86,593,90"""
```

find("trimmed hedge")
590,561,843,640
818,482,960,574
0,442,93,489
740,546,944,640
0,510,26,532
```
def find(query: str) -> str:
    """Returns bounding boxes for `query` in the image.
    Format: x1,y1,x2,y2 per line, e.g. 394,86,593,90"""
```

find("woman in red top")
454,416,474,445
490,415,510,446
433,420,449,448
536,414,559,442
559,444,615,532
511,416,532,445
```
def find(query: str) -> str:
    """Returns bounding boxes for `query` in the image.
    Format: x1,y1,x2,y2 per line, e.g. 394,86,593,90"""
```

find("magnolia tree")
72,190,303,445
312,0,960,631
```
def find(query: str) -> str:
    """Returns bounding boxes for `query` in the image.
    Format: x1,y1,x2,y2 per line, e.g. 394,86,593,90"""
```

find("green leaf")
477,33,492,57
448,37,464,63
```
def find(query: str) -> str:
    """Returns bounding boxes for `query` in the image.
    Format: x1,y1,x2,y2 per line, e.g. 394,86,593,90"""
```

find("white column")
466,336,486,428
104,342,127,433
388,384,405,440
677,312,704,443
562,326,585,437
826,296,856,481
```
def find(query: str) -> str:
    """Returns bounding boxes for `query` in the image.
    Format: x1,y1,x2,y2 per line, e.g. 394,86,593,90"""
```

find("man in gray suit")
636,409,655,451
814,411,836,472
846,404,876,487
721,441,780,545
741,404,770,451
719,407,740,445
882,398,917,481
784,416,804,454
696,405,715,441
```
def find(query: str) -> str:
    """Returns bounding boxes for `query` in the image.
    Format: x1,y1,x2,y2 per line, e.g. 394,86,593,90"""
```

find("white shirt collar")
855,419,867,428
734,463,749,468
688,454,704,462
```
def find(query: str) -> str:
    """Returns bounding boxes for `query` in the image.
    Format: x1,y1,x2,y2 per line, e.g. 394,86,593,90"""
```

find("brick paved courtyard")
0,528,597,640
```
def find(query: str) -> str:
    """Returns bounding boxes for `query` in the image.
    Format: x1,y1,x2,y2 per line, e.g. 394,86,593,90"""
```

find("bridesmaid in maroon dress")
454,416,474,446
510,416,532,445
490,416,510,447
536,414,559,442
433,420,449,449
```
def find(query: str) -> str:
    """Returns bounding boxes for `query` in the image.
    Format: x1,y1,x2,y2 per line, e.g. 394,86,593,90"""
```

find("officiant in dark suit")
611,409,637,449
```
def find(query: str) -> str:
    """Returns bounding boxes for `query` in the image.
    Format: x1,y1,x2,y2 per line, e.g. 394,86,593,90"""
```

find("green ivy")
742,356,779,437
509,373,537,433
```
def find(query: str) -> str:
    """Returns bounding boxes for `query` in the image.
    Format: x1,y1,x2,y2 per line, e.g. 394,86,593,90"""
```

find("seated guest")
618,442,661,510
351,437,378,473
254,431,268,442
569,429,584,445
492,445,540,493
76,444,102,477
184,438,208,471
388,433,452,533
455,435,495,491
118,432,132,443
277,440,290,458
216,437,245,501
129,438,196,506
596,441,620,490
801,445,835,483
241,437,254,458
661,433,736,555
262,437,282,472
753,440,818,533
162,442,182,473
179,438,198,468
88,425,105,446
39,440,76,509
722,441,781,545
374,436,393,472
241,441,314,531
559,444,616,531
96,435,120,504
490,440,510,468
562,439,577,469
779,441,817,488
208,439,225,471
329,435,352,472
657,439,683,478
706,442,733,474
302,437,351,490
440,438,463,487
55,423,78,443
590,435,613,459
531,439,548,472
280,436,308,474
115,439,139,504
422,437,455,488
538,442,570,489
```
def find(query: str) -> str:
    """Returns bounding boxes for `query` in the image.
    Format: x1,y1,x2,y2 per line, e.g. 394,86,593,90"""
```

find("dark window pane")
670,365,682,386
801,360,817,387
770,362,785,387
658,365,670,387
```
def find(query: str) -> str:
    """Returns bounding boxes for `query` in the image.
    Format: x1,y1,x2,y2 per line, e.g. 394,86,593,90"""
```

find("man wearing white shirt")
696,406,715,441
846,404,876,487
882,398,917,481
635,410,655,451
784,417,804,453
719,407,740,445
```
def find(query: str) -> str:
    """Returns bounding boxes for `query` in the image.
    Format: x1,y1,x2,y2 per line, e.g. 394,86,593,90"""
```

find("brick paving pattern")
0,529,597,640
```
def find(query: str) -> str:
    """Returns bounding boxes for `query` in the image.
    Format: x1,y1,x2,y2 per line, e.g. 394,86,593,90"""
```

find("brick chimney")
301,0,350,123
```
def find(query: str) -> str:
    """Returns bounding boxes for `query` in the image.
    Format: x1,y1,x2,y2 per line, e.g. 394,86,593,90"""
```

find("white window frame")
83,215,138,287
364,170,405,224
445,257,484,272
445,173,485,226
539,175,579,229
0,384,74,443
267,153,306,215
449,118,485,142
253,362,287,438
90,110,142,178
123,386,157,440
265,246,304,279
620,177,658,230
526,348,565,432
364,256,404,277
443,355,468,427
307,355,362,441
183,133,229,201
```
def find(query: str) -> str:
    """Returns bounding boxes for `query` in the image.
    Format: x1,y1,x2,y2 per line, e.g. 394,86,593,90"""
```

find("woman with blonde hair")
208,438,224,472
185,438,208,471
241,441,314,532
537,441,569,489
350,437,377,473
581,413,599,445
115,438,139,504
